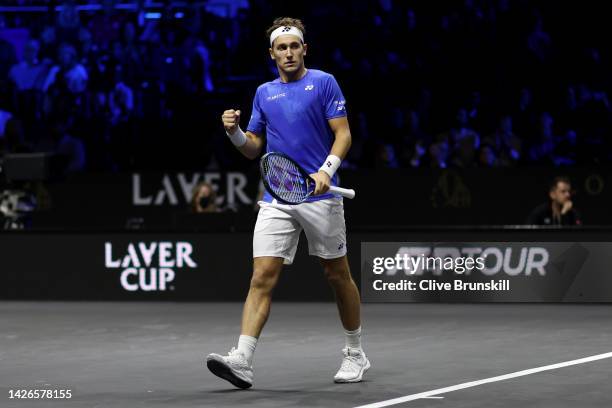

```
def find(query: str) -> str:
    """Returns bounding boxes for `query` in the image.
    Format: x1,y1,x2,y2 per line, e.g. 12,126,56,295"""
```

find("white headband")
269,26,304,46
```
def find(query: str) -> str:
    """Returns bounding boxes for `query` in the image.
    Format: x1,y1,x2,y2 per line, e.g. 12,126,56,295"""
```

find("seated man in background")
527,176,582,226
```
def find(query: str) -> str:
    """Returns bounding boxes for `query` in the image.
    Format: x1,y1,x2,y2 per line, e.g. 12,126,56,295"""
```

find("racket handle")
329,186,355,199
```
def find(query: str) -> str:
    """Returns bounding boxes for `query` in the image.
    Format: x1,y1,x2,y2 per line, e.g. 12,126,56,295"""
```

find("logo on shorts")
338,243,345,251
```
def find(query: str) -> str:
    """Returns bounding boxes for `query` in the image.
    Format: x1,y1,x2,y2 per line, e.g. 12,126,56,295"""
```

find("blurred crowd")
1,0,611,175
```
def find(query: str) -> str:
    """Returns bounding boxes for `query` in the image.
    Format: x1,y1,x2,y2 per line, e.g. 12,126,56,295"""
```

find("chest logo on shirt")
304,85,314,91
266,92,287,101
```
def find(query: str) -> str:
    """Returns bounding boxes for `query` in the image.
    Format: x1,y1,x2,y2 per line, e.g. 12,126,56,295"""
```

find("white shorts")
253,198,347,265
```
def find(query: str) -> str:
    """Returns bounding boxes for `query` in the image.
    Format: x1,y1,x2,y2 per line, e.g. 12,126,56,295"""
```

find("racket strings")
262,155,309,203
266,156,297,201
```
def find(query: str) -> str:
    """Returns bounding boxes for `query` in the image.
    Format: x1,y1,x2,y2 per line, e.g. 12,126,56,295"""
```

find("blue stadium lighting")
174,12,185,19
144,12,162,20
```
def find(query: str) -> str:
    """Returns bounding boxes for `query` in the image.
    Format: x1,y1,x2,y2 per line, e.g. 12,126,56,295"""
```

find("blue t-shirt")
247,69,347,202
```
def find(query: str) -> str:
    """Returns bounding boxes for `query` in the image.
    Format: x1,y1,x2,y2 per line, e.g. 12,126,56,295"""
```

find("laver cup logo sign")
105,242,198,292
361,242,612,302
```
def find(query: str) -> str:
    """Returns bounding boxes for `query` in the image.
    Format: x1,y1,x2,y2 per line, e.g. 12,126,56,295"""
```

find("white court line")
354,351,612,408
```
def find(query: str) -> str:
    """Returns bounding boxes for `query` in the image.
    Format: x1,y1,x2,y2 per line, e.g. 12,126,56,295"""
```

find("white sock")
344,326,362,350
237,335,257,366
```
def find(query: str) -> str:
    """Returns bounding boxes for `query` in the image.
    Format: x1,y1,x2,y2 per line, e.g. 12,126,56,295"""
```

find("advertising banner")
361,242,612,302
3,232,612,302
1,233,329,301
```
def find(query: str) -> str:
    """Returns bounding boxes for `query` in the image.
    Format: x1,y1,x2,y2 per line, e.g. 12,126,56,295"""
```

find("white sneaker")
334,347,371,383
206,347,253,389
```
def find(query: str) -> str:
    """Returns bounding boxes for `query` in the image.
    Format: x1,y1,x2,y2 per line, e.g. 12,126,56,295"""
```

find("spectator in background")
0,102,13,141
400,110,431,166
1,1,612,171
527,176,582,226
117,21,142,85
452,137,478,167
43,43,88,94
484,115,522,165
190,181,218,213
526,18,552,63
50,117,86,174
527,112,556,164
39,24,59,62
9,39,47,91
451,108,480,151
374,143,400,168
109,79,134,125
56,0,81,44
428,138,450,168
105,68,136,171
445,107,480,167
189,38,214,92
553,129,578,166
0,38,17,80
573,85,612,160
88,0,123,50
477,143,499,167
514,87,536,139
408,140,427,167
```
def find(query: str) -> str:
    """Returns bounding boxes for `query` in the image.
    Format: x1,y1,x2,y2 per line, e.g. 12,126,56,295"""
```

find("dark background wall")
20,167,611,230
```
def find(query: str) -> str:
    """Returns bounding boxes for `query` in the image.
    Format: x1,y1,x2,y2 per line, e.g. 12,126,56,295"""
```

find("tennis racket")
260,152,356,204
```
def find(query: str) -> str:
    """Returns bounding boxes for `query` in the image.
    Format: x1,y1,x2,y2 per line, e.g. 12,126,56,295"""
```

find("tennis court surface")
1,302,610,407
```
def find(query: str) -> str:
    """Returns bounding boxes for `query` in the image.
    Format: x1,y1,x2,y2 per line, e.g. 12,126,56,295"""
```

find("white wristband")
226,126,247,147
319,155,341,178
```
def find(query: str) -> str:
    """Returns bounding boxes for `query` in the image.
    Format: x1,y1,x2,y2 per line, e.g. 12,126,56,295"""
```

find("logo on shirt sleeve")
304,85,314,91
334,100,346,111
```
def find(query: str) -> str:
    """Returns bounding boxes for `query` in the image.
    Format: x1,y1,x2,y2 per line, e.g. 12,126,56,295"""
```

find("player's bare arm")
221,109,265,159
311,116,352,195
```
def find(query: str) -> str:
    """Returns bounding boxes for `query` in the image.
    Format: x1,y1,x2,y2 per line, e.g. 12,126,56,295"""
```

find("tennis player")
206,17,370,389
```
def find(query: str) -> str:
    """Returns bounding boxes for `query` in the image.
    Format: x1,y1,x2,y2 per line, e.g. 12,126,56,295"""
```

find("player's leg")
320,255,370,382
320,255,360,332
297,198,371,383
206,202,301,389
241,256,284,338
206,257,283,389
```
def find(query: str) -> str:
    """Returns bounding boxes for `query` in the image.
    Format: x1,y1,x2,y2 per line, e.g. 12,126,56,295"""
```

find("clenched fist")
222,109,241,134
